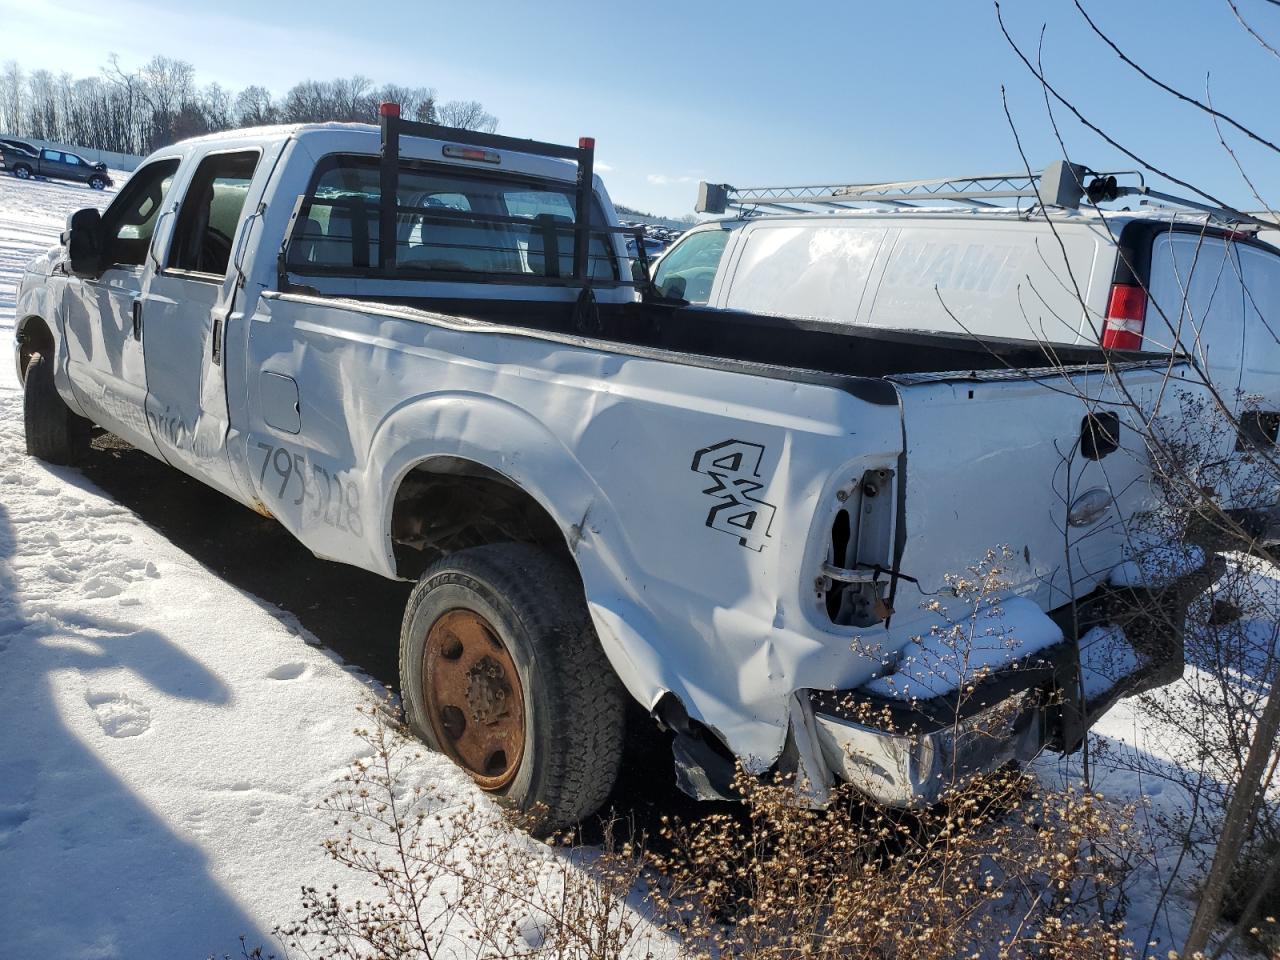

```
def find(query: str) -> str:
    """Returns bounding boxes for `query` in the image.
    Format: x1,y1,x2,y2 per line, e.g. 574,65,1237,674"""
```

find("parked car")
14,117,1214,831
625,234,666,258
5,146,112,189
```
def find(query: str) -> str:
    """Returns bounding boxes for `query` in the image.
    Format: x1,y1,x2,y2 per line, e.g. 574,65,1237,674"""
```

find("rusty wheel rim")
422,608,525,791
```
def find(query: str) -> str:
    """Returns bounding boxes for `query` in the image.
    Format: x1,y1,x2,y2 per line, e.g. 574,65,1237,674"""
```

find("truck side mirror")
64,207,104,277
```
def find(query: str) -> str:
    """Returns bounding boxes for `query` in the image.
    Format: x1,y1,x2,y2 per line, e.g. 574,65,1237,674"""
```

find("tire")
13,164,31,179
23,352,90,465
88,175,106,190
400,542,626,834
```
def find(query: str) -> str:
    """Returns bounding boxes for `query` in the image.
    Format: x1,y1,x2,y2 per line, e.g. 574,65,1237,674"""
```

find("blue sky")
2,0,1277,216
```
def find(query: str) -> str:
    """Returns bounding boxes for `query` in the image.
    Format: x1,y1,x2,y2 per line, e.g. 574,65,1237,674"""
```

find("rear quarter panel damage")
238,293,905,769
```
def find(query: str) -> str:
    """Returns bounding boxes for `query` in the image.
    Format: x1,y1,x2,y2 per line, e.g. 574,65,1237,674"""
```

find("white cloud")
594,161,614,172
647,173,699,186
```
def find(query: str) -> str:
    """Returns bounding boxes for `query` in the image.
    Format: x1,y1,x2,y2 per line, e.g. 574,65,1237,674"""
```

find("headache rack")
696,161,1274,230
280,103,651,293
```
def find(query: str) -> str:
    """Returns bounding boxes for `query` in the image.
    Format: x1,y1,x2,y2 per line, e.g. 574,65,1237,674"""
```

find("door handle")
132,300,142,339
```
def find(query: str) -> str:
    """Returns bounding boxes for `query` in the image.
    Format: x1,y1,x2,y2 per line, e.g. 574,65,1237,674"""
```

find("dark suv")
3,145,112,189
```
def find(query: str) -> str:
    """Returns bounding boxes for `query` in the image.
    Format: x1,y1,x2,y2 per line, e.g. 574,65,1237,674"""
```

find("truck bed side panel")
239,293,905,763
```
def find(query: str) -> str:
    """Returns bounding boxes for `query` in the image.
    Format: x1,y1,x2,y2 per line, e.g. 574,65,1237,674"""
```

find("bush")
270,700,1140,960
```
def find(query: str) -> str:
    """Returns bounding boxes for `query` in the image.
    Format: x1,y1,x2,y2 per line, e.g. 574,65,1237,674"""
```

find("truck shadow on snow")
0,498,268,954
77,433,709,837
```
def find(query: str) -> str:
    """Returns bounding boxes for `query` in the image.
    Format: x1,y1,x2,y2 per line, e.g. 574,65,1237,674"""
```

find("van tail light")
1101,283,1147,350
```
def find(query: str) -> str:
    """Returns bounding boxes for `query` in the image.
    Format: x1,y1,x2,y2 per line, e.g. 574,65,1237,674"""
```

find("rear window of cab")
287,155,618,281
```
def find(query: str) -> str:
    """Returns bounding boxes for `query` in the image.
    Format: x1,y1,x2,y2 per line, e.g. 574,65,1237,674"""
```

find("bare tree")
234,85,276,127
376,83,438,123
103,53,147,154
437,99,498,132
200,82,233,132
2,55,498,154
280,78,330,124
0,61,23,135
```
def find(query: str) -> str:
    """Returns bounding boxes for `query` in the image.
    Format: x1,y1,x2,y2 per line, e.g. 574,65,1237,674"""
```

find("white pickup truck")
15,109,1215,830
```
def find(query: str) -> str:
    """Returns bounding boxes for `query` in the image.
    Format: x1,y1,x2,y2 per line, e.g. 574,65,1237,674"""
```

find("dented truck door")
61,156,181,459
141,148,269,502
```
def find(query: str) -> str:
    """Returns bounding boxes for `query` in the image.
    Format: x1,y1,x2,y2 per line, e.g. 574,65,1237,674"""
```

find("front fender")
14,259,78,412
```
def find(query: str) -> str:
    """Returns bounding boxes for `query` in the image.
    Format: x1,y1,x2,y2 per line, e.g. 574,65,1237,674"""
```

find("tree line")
0,55,498,157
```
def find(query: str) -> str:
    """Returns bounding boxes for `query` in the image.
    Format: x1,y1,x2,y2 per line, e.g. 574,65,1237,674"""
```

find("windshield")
652,228,730,303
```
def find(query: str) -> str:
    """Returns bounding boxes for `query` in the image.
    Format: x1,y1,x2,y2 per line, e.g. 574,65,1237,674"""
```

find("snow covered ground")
0,168,1276,958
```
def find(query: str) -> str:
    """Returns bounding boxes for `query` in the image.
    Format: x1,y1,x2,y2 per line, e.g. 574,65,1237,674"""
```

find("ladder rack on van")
696,161,1273,230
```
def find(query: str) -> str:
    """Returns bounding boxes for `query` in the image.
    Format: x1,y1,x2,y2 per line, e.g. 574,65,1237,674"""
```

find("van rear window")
287,155,618,281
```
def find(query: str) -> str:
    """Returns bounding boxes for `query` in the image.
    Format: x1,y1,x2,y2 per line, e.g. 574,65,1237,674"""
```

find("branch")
1073,0,1280,156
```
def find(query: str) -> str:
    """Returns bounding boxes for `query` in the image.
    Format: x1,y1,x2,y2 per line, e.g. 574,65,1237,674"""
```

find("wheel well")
390,457,573,579
16,316,53,384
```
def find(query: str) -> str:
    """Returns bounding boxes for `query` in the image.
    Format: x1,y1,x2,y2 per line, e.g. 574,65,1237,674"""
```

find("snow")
1036,558,1280,955
1110,543,1207,590
863,595,1064,700
1078,624,1143,700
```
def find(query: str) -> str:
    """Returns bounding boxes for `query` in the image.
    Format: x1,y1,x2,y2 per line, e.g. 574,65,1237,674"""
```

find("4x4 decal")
691,440,777,552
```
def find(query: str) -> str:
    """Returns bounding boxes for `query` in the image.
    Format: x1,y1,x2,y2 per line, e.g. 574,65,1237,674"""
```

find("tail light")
1101,283,1147,351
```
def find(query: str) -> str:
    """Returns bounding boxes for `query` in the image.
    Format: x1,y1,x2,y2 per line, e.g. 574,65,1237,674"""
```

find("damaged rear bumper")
806,574,1210,807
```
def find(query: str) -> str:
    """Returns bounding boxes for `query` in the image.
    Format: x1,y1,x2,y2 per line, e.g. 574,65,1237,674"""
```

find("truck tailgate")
889,363,1197,619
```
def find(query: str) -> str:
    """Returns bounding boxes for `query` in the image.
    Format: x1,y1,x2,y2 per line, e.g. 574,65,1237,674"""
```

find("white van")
655,173,1280,443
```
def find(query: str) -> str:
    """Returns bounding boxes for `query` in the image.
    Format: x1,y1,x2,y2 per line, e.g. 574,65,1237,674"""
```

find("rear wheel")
13,164,31,180
399,542,626,834
23,352,90,465
88,175,106,190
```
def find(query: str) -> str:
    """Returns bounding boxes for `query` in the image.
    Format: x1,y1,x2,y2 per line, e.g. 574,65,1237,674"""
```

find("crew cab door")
38,149,64,179
61,152,88,183
61,156,180,458
141,148,263,500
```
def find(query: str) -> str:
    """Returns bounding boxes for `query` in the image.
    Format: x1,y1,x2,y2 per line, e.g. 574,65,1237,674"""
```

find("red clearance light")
578,136,595,150
379,101,401,118
1101,283,1147,351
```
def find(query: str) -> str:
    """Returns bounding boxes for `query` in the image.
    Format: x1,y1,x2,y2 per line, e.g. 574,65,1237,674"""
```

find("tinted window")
169,151,259,276
64,154,83,166
42,150,62,162
100,158,181,267
287,156,617,281
652,228,730,303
